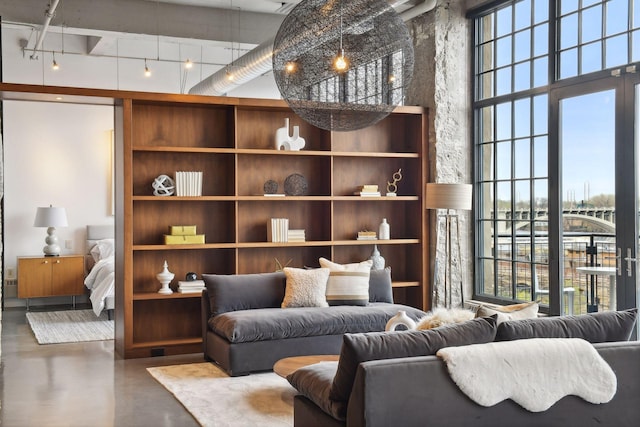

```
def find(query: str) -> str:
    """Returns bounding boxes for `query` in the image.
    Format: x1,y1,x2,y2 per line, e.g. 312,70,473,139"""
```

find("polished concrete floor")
0,307,203,427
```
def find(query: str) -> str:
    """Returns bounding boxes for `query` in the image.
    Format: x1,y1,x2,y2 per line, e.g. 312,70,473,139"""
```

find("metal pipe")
189,0,435,96
400,0,437,21
30,0,61,60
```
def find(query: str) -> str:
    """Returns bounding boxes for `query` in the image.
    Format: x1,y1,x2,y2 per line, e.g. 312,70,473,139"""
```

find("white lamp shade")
425,183,472,211
34,206,68,227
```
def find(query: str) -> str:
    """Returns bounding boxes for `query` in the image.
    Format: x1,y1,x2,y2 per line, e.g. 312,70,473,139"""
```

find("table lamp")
425,183,473,308
33,205,68,256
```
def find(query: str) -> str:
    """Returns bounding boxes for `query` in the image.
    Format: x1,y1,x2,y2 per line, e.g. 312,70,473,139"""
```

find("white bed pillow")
91,238,115,261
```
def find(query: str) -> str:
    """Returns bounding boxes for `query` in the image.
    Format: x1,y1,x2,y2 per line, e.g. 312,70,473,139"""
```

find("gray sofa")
201,270,427,376
288,309,640,427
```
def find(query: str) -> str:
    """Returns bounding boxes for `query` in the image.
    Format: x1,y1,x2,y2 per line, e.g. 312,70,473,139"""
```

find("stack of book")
287,229,306,242
357,230,377,240
355,184,381,197
175,171,203,196
177,279,205,294
164,225,206,244
268,218,289,242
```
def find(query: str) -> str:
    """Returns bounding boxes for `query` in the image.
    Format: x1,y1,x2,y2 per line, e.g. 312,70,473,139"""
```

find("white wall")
3,101,114,307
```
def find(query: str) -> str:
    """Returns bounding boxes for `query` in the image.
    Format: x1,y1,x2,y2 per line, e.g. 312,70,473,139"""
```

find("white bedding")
84,256,115,317
84,232,115,317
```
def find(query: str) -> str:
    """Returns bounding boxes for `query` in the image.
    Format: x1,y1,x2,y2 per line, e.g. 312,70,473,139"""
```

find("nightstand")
17,255,84,309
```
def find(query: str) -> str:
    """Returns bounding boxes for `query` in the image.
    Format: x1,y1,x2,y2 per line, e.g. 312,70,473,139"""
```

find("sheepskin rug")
415,307,476,330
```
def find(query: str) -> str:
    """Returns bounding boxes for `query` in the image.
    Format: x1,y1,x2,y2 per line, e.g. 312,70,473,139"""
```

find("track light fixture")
144,58,151,77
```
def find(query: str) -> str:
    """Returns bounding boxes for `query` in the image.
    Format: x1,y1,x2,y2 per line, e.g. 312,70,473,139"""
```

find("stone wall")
406,0,473,309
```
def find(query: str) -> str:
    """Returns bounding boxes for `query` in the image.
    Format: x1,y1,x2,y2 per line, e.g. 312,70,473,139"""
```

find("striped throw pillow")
319,257,372,306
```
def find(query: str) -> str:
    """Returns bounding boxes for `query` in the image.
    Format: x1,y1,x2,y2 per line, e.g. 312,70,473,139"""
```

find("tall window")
472,0,640,313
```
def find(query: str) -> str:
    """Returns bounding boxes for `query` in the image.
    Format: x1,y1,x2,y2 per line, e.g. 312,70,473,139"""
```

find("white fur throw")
436,338,617,412
415,308,476,330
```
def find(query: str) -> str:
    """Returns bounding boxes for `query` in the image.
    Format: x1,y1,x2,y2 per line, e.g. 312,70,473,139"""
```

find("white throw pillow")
475,301,539,324
281,267,330,308
319,257,372,306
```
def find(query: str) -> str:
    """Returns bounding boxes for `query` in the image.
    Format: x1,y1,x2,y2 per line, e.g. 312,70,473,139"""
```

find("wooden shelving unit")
0,83,428,360
117,95,429,358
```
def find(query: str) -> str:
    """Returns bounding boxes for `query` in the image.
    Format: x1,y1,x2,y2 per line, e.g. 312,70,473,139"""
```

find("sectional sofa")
288,309,640,427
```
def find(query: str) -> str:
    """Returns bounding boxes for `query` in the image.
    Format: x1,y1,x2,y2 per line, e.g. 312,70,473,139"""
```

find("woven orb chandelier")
272,0,414,132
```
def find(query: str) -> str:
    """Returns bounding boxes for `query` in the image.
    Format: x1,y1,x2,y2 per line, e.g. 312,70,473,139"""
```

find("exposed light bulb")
185,59,193,69
285,62,296,73
226,68,234,81
52,59,59,70
388,74,396,82
334,48,348,72
144,59,151,77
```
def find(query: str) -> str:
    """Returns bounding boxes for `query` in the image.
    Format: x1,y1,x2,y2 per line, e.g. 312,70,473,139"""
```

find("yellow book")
164,234,205,244
168,225,197,236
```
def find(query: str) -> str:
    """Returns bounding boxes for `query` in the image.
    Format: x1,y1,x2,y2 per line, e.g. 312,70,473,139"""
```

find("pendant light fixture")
144,58,151,77
333,1,348,73
52,52,59,70
273,0,414,132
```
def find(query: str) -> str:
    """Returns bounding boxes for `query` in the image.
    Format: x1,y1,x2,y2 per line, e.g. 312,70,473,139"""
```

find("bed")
84,224,115,318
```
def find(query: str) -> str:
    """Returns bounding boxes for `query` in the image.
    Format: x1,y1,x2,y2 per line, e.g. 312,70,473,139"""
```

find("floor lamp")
425,183,473,309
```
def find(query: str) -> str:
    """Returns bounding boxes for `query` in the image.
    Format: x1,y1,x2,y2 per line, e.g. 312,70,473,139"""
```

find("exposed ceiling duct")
29,0,61,60
188,0,437,96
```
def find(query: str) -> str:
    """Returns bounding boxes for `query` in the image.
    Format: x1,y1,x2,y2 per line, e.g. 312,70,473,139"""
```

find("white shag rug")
147,362,295,427
26,309,113,344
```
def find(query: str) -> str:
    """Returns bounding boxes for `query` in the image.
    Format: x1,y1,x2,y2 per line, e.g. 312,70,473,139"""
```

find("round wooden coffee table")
273,354,340,378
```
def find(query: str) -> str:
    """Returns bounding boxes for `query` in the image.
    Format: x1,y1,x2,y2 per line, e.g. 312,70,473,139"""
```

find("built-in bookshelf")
118,95,428,358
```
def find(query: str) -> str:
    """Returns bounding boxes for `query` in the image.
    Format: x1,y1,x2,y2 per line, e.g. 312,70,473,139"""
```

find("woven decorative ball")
284,173,308,196
152,174,175,196
263,179,279,194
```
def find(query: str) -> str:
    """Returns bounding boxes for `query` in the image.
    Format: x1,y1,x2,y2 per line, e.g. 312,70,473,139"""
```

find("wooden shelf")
392,281,420,288
131,337,202,349
132,292,203,300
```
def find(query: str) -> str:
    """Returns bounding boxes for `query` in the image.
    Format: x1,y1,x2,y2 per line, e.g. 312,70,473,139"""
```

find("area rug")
147,362,295,427
26,309,113,344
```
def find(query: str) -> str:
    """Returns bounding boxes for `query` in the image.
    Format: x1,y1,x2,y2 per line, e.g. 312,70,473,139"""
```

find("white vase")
379,218,390,240
369,245,385,270
385,310,416,331
157,260,175,295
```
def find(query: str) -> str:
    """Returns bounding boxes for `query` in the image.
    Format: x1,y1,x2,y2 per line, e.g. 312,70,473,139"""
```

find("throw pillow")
496,308,638,342
328,315,498,403
202,271,286,316
416,307,476,330
281,267,330,308
368,267,394,303
319,258,372,306
475,301,539,324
